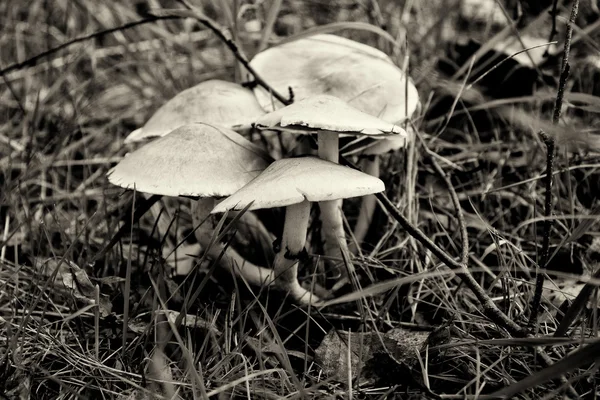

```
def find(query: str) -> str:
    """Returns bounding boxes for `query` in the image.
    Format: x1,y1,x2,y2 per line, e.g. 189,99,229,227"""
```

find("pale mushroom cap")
124,80,265,143
211,157,385,213
250,34,420,124
255,95,407,138
342,125,416,156
109,123,271,197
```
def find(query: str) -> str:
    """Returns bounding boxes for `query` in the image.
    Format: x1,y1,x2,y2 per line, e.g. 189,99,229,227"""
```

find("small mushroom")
108,123,275,287
211,156,385,304
255,95,405,284
125,80,265,144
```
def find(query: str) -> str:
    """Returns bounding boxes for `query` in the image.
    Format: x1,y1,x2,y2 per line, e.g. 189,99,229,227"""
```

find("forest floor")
1,0,600,399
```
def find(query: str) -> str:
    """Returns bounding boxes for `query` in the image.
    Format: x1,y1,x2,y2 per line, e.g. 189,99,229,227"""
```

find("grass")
1,0,600,398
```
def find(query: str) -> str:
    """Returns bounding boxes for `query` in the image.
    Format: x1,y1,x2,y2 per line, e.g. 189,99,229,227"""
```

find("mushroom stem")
192,199,274,286
273,199,319,303
349,156,380,254
207,244,275,286
317,132,352,282
318,131,339,163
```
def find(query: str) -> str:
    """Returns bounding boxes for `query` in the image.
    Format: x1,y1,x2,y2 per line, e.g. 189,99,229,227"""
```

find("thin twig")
162,1,292,105
0,16,177,77
529,131,556,326
336,154,524,335
373,190,526,337
529,0,578,326
367,171,578,397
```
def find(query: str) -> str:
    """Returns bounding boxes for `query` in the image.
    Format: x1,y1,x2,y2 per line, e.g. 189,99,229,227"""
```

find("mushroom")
108,123,275,287
254,95,406,284
250,33,420,253
122,79,268,258
124,80,265,144
211,156,385,303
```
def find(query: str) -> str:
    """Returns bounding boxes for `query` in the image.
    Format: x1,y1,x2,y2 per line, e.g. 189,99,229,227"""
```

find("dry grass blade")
318,268,458,307
490,340,600,399
121,189,135,360
554,266,600,337
257,0,283,53
428,155,469,264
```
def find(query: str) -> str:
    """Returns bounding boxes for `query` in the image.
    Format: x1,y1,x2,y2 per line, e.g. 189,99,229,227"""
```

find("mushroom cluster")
107,33,419,305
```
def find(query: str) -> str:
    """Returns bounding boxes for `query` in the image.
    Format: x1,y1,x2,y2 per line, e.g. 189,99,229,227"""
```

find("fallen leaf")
315,328,429,385
36,257,112,316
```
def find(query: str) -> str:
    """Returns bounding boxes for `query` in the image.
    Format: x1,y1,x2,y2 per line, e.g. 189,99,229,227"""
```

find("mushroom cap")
108,123,272,197
341,125,417,156
124,80,265,143
250,34,420,124
211,157,385,213
255,95,407,138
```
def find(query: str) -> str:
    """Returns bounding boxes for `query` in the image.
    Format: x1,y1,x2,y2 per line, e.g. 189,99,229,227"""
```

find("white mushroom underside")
211,157,385,213
109,124,271,197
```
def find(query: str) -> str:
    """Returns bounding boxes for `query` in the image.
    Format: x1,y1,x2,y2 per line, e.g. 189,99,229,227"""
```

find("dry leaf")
315,328,429,385
36,257,112,316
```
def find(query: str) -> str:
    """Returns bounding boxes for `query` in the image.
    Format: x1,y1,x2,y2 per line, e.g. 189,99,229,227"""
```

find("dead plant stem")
529,0,578,326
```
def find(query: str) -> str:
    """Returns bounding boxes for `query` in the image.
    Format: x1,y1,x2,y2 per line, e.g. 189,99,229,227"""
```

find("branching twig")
529,0,578,326
157,1,292,105
372,190,526,337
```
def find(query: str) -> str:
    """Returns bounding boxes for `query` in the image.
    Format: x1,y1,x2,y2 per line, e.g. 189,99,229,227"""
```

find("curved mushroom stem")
317,132,353,283
206,243,275,287
318,131,339,163
273,200,321,304
192,199,275,287
349,156,380,255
